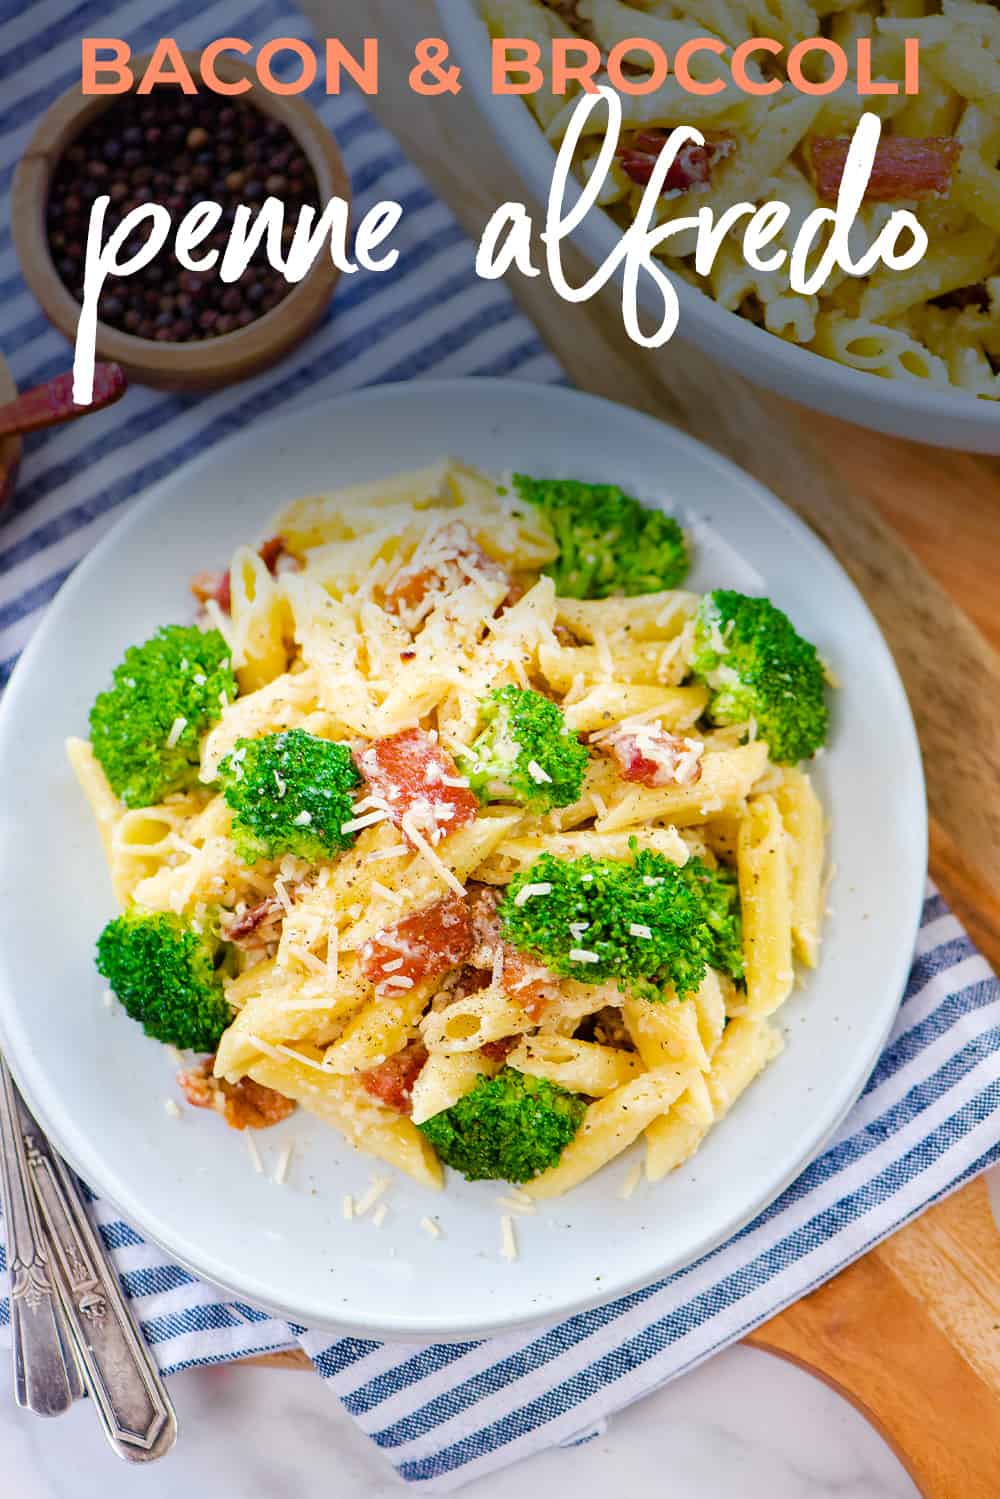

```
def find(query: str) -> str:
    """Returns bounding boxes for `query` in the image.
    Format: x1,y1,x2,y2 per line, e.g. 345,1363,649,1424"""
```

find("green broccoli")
96,909,232,1051
499,848,743,1001
691,590,828,764
89,625,236,809
683,859,744,984
512,474,689,598
457,685,588,813
417,1068,585,1183
217,727,362,864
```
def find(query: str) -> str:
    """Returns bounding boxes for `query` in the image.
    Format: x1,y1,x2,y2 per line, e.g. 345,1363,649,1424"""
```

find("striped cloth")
1,2,999,1492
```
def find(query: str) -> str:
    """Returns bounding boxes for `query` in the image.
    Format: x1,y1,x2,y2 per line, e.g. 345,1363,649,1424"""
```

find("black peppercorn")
45,91,321,345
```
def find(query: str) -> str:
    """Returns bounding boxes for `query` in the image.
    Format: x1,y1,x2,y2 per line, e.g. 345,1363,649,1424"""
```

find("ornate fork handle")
0,1058,82,1414
15,1087,177,1460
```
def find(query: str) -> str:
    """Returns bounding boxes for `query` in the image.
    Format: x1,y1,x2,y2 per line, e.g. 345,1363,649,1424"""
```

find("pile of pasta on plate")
71,459,831,1199
484,0,1000,398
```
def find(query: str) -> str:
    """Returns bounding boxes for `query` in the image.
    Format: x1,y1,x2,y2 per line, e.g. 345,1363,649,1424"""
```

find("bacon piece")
808,136,960,204
618,130,734,196
502,948,563,1022
190,535,299,614
500,579,526,613
360,894,473,993
465,883,561,1022
448,964,494,1004
480,1036,518,1063
600,727,704,788
220,897,284,950
360,1041,428,1114
355,728,479,847
383,520,512,629
177,1058,295,1130
932,283,990,313
467,884,505,966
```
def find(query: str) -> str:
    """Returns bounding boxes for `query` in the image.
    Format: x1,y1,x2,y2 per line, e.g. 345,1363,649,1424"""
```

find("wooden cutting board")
288,5,1000,1489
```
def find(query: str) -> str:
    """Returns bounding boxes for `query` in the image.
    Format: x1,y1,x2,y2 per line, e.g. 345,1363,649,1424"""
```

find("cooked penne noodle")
775,769,826,967
739,796,796,1015
526,1068,694,1199
508,1034,645,1097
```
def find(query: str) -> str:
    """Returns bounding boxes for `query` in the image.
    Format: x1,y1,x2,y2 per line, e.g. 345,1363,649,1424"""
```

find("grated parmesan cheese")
420,1216,442,1240
163,1098,181,1119
620,1159,643,1200
401,814,466,897
371,1203,388,1229
569,948,599,964
496,1194,535,1215
273,1141,294,1186
371,881,404,906
166,716,187,749
500,1214,519,1262
246,1133,264,1175
527,759,552,785
629,923,653,940
293,810,312,827
247,1035,336,1075
343,1195,355,1221
364,845,410,864
341,808,390,835
355,1175,391,1218
513,881,552,907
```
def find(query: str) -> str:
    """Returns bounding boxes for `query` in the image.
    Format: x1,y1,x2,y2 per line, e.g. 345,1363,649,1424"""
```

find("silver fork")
0,1057,82,1415
0,1058,177,1458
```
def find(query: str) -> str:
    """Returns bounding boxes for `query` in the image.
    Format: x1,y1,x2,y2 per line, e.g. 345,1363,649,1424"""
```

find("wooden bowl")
11,55,350,391
0,356,22,509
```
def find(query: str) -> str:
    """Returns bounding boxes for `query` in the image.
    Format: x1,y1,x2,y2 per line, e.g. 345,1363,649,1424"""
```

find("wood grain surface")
289,6,1000,1490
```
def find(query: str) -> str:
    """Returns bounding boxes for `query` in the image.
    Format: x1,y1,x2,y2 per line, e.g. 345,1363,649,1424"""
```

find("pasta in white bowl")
439,0,1000,450
0,381,925,1337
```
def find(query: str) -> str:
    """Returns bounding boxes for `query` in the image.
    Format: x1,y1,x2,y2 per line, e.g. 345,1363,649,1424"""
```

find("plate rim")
0,377,928,1339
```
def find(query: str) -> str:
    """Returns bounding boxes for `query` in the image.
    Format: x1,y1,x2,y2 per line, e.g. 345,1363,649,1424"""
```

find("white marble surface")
0,1342,920,1498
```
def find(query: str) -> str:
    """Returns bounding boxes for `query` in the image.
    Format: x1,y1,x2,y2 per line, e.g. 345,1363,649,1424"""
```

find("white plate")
0,379,926,1340
437,0,1000,454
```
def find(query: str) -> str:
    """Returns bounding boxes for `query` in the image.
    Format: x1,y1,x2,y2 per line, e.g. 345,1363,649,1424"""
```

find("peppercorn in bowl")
12,52,350,390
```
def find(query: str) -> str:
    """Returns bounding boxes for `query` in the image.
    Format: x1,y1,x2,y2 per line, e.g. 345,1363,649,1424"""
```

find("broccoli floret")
417,1068,585,1183
513,474,689,598
500,848,743,1000
683,859,744,984
89,625,236,809
691,591,828,764
96,909,232,1051
457,686,588,812
217,728,362,864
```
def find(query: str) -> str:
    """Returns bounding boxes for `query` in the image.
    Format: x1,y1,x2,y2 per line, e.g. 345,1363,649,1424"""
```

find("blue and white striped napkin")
2,1,1000,1491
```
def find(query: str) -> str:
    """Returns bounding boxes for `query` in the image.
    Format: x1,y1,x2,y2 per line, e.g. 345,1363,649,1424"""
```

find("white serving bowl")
437,0,1000,453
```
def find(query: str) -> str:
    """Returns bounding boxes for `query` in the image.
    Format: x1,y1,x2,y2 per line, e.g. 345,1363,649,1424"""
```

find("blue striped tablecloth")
1,1,999,1491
